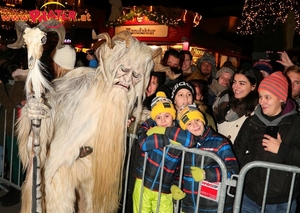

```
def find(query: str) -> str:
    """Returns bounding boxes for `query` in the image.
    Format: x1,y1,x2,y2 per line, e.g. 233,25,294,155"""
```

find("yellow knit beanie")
177,105,206,130
151,91,176,120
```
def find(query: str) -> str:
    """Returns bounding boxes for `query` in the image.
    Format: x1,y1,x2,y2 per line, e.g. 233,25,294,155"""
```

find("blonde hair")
284,65,300,74
54,63,71,78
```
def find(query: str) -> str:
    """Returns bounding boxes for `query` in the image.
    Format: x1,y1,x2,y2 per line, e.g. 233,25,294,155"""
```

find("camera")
252,51,282,61
266,52,282,61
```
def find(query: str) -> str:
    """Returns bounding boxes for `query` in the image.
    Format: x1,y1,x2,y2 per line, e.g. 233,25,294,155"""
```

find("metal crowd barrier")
0,108,22,192
2,109,300,213
123,135,300,213
123,135,237,213
232,161,300,213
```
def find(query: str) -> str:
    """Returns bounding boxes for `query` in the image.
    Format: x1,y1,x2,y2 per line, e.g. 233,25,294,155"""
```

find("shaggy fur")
17,30,158,213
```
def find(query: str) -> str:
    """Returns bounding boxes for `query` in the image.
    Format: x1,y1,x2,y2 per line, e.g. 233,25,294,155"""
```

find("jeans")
241,194,297,213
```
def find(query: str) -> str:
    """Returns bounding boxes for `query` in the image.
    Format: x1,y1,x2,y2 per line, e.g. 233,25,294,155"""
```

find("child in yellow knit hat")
171,104,239,213
150,91,176,126
133,92,199,213
177,104,206,135
133,91,176,213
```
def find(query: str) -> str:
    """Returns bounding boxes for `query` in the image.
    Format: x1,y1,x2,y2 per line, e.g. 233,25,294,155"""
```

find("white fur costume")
10,20,160,213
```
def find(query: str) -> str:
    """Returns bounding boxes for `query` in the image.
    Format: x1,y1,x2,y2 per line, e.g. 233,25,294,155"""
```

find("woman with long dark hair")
212,67,263,144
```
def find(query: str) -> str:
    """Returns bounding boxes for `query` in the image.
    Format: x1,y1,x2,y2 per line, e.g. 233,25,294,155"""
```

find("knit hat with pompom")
151,91,176,120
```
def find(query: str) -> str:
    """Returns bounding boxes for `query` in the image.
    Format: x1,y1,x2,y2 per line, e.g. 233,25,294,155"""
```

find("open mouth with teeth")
114,81,130,90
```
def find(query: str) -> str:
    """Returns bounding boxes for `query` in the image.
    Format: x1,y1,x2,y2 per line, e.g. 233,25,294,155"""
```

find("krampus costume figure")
9,20,160,213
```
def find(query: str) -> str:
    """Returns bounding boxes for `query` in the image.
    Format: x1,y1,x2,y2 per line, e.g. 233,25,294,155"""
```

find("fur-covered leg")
44,165,77,213
76,180,93,213
20,158,33,213
73,157,93,213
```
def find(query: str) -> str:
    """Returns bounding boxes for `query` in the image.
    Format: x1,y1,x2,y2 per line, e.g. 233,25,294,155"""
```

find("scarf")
212,92,247,124
209,79,227,97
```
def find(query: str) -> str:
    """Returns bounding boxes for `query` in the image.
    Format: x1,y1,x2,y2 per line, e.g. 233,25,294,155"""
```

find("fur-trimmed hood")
196,53,217,79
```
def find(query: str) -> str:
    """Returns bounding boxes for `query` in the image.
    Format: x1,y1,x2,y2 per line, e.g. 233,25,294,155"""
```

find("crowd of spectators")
1,37,300,213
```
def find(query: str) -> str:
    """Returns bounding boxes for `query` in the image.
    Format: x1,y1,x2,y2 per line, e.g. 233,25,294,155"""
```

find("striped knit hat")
258,71,288,103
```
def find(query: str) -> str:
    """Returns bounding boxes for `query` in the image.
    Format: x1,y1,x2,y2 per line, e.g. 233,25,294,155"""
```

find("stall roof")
190,27,249,59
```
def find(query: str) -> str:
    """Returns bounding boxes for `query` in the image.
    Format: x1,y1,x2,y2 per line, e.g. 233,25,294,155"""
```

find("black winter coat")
234,99,300,205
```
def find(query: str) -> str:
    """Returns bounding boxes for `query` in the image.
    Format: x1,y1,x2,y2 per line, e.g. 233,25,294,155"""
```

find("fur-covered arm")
128,106,151,134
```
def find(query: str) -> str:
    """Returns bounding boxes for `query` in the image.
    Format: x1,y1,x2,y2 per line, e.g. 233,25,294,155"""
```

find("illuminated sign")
64,38,72,43
29,10,80,23
0,3,91,23
40,2,65,9
115,25,168,37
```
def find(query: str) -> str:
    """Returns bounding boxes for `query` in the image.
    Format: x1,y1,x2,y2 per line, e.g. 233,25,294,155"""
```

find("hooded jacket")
234,99,300,205
196,53,217,85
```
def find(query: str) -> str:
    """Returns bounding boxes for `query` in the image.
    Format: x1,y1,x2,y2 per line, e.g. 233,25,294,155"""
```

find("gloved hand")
190,166,205,182
170,139,182,146
170,185,186,200
146,126,166,136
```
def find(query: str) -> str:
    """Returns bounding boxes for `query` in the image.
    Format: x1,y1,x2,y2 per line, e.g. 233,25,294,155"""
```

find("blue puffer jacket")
135,118,196,193
176,126,239,213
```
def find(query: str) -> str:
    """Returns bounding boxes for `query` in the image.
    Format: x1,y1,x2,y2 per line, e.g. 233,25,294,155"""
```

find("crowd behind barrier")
0,107,300,212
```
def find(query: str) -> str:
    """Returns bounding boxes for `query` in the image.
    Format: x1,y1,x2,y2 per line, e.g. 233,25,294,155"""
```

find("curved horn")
91,29,98,40
7,21,29,49
37,19,66,49
92,30,114,49
112,30,132,48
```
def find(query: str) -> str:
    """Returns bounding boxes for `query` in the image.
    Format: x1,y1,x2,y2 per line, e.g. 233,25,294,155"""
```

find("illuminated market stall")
100,6,245,67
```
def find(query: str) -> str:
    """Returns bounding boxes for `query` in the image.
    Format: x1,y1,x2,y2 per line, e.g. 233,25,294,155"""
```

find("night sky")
85,0,245,18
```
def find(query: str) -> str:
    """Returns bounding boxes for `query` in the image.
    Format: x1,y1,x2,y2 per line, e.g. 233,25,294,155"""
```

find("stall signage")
115,25,168,37
1,2,91,23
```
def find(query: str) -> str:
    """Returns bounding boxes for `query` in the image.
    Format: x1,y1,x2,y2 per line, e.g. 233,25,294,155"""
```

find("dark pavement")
0,189,21,213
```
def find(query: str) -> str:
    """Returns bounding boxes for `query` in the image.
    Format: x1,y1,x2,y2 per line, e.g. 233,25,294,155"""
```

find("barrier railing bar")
233,161,300,213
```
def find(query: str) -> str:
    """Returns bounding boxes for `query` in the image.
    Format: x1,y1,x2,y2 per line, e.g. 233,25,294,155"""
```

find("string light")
105,7,186,28
237,0,300,35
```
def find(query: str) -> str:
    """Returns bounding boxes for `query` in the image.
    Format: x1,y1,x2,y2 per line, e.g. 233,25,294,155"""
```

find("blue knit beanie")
253,61,273,75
